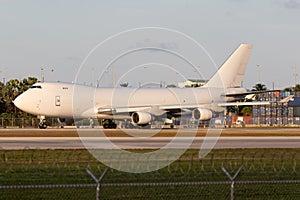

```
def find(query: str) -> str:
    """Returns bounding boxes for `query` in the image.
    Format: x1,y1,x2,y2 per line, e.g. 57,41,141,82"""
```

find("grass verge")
0,148,299,199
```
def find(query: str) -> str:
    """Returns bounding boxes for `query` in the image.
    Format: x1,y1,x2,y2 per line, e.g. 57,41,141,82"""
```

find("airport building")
177,79,207,88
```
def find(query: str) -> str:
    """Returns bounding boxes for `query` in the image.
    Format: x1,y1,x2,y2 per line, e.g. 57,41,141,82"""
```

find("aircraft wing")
83,100,270,118
97,104,203,114
99,101,270,113
217,101,270,107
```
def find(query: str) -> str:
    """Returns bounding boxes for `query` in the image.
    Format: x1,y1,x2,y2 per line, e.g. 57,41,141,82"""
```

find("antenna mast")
294,64,297,87
40,67,45,82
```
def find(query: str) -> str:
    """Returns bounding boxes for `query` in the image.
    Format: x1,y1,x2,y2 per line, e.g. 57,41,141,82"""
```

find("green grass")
0,149,300,199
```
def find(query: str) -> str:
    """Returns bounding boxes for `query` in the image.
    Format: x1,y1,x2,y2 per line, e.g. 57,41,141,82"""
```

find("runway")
1,136,300,149
2,127,300,137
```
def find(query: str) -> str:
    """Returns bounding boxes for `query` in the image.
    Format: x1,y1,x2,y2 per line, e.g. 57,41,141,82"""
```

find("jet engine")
131,112,152,125
192,108,213,120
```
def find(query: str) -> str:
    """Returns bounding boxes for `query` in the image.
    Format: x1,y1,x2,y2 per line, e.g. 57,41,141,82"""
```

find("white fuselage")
13,82,226,118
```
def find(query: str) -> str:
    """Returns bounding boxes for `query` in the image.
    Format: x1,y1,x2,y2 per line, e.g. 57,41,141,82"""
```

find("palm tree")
240,106,252,116
119,82,129,87
294,84,300,92
252,83,267,91
20,77,37,93
284,87,292,92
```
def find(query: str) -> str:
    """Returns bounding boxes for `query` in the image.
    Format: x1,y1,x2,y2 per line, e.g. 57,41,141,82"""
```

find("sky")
0,0,300,89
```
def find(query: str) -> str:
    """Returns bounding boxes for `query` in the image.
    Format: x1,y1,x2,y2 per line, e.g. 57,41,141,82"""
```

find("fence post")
221,166,243,200
86,168,108,200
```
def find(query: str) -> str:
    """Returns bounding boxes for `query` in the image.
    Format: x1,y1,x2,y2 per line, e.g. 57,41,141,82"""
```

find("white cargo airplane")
14,44,264,129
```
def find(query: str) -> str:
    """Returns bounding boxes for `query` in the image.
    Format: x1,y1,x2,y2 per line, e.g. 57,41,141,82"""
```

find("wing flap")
98,105,152,114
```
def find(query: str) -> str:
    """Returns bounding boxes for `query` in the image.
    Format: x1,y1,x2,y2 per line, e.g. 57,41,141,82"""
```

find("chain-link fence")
0,118,60,128
0,118,94,128
0,149,300,199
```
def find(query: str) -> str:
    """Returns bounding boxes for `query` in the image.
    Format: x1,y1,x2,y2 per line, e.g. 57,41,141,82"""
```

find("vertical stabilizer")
204,44,253,88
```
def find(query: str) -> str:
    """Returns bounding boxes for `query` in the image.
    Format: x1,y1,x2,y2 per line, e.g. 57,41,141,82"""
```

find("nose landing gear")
38,116,47,129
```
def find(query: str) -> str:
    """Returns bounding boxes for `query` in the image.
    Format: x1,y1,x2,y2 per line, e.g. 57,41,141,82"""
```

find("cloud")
274,0,300,9
284,0,300,8
134,39,178,51
129,39,178,53
63,56,81,61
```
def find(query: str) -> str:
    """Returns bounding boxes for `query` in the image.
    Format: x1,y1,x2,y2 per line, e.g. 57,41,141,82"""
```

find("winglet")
204,44,253,88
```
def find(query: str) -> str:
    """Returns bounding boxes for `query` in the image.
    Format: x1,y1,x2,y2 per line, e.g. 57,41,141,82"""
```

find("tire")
38,123,47,129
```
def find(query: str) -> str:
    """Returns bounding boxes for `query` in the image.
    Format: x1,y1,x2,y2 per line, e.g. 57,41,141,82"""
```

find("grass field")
0,148,300,199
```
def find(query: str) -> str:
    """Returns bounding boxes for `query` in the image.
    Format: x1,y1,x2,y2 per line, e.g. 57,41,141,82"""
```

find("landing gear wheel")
38,116,47,129
38,122,47,129
102,119,117,129
103,123,117,129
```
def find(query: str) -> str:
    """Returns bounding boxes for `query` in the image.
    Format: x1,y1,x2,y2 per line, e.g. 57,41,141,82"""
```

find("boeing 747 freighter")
14,44,266,129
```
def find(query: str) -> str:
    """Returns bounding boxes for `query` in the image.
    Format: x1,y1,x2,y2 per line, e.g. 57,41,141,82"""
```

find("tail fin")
204,44,253,88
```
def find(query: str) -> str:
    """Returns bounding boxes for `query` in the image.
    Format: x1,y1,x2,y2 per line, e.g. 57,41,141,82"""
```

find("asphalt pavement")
1,136,300,149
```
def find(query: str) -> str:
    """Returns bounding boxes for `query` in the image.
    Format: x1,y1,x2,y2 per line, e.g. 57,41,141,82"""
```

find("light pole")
1,67,7,84
40,67,54,82
294,64,297,88
257,64,261,84
40,67,44,82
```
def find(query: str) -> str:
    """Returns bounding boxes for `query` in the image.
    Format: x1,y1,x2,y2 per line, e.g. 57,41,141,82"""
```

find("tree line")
0,77,37,118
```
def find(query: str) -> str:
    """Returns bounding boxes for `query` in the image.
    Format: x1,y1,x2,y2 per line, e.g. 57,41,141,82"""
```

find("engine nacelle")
192,108,213,121
131,112,152,125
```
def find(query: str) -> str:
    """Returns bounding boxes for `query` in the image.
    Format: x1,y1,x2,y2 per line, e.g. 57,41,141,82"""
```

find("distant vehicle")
235,116,245,127
13,44,268,129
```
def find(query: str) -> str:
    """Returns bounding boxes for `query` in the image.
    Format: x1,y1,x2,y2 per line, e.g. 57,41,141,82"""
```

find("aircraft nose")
13,90,39,115
13,95,23,110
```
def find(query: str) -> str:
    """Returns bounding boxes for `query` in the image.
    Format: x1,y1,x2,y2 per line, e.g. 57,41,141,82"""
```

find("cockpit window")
30,85,42,89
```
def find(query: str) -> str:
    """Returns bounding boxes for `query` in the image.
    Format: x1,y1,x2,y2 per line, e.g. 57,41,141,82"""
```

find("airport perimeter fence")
0,117,57,128
3,117,300,129
0,117,97,128
0,149,300,199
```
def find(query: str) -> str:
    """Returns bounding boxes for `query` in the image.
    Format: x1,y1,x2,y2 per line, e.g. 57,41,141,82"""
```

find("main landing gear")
102,119,117,129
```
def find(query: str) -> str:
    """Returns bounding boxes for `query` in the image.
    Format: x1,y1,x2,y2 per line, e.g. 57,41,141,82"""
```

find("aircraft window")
30,85,42,89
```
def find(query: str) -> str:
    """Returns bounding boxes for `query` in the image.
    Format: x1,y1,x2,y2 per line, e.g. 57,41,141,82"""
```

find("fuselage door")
55,96,61,106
